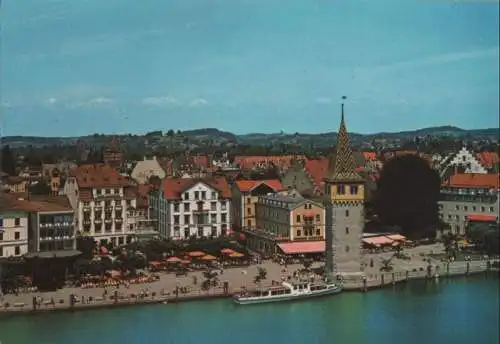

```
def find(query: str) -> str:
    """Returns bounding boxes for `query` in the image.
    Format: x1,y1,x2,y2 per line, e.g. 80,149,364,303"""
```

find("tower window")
345,210,349,217
345,245,350,253
337,185,345,195
345,227,349,234
350,185,358,195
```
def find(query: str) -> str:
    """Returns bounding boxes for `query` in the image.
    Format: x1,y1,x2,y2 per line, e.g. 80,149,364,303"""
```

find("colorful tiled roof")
162,177,231,199
0,194,72,213
326,103,363,182
234,179,284,192
234,155,304,171
362,152,377,161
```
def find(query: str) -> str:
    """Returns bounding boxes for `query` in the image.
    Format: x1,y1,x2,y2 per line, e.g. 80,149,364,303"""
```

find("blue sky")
1,0,499,137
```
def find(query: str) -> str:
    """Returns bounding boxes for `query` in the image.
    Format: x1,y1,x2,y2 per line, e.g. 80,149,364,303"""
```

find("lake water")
0,275,498,344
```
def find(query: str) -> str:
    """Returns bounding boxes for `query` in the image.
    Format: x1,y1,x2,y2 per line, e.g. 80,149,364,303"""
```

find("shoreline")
1,267,496,318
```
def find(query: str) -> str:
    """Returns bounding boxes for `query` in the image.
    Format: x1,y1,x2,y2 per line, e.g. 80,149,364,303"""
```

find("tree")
254,267,268,292
201,270,219,292
441,232,459,259
1,145,16,175
76,236,97,260
373,155,441,239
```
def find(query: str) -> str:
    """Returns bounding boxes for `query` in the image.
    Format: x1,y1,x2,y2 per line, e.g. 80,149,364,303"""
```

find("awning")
467,215,497,222
362,236,394,246
303,213,315,218
278,241,325,254
385,234,406,241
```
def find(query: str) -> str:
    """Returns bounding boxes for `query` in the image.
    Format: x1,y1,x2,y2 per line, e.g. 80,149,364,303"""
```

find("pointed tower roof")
327,97,364,183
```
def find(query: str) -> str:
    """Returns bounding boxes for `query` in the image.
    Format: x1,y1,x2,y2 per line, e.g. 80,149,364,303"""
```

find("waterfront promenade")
0,244,494,314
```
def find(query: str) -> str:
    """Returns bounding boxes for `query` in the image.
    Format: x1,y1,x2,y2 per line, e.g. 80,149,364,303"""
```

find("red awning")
278,241,325,254
467,215,497,222
303,213,315,218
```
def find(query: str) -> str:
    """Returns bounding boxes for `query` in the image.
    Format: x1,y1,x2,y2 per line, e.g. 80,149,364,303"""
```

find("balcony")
83,206,91,211
104,219,113,224
115,205,122,211
94,219,102,224
94,206,103,211
115,218,123,223
83,220,91,225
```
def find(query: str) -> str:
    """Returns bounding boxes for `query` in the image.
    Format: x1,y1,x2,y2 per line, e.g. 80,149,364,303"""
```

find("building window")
350,185,358,195
0,232,3,241
194,191,199,200
463,206,468,211
247,207,252,215
211,202,217,211
472,206,477,211
14,218,20,226
105,189,111,194
184,203,190,212
173,203,180,212
297,230,302,236
211,214,217,223
316,228,320,236
201,191,207,200
345,210,349,217
455,205,460,210
0,219,3,227
211,192,217,200
14,232,20,240
221,214,227,223
247,220,252,227
197,227,203,237
296,215,301,222
490,207,494,212
114,188,120,194
345,245,350,253
345,227,349,234
247,197,252,204
221,201,227,210
183,227,189,238
184,192,189,200
96,189,102,195
14,246,21,255
184,215,190,224
481,206,485,212
174,215,180,225
337,185,345,195
315,214,320,221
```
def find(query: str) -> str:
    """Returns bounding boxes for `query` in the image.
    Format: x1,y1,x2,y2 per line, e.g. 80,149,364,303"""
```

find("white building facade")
64,165,141,246
442,147,488,174
130,156,166,184
0,210,29,258
150,178,231,240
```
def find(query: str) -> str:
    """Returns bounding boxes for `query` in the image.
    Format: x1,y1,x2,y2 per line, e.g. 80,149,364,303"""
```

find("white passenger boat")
233,281,342,305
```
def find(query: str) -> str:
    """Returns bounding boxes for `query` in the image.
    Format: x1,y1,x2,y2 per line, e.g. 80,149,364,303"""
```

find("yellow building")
242,192,325,256
231,179,284,231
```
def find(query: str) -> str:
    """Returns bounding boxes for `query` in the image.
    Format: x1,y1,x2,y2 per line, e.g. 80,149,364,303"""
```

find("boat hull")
233,286,342,305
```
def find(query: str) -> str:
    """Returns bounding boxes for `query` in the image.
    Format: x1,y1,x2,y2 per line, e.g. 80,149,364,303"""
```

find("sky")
1,0,499,137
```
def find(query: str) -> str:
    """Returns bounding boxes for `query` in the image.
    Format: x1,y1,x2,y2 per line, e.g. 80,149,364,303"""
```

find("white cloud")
142,96,178,107
189,98,208,107
74,97,115,108
370,47,500,73
45,97,58,106
315,97,332,104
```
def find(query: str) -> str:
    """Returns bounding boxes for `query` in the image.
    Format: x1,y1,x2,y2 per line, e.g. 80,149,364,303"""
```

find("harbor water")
0,275,498,344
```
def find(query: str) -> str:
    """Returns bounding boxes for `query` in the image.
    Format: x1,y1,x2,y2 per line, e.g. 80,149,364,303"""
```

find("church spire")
328,96,363,182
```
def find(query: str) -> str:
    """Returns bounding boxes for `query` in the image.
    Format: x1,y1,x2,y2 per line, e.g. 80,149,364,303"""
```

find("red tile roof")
234,179,284,193
70,164,128,188
304,158,329,188
162,177,231,200
0,194,72,213
278,241,325,254
234,155,304,171
476,152,499,169
362,152,377,161
446,173,499,189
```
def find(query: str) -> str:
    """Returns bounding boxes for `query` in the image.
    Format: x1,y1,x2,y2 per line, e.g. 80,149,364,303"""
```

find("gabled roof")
234,179,284,193
476,152,499,169
0,194,72,213
304,158,329,188
162,177,231,199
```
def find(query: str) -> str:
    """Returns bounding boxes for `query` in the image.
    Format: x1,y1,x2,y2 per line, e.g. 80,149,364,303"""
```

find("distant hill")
0,126,497,148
